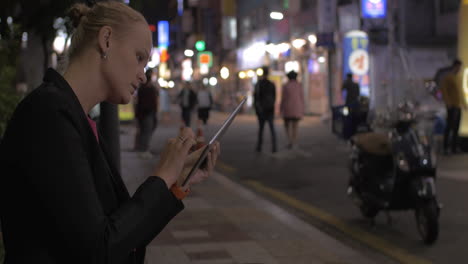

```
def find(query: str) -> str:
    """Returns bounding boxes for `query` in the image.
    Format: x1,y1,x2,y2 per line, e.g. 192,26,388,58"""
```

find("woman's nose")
138,71,147,84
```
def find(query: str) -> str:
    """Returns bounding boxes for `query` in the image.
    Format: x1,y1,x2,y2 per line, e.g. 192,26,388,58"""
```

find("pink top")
87,116,99,143
280,80,304,119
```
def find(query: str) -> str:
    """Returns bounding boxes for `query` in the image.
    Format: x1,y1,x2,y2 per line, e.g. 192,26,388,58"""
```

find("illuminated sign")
198,51,213,67
158,21,169,48
362,0,387,19
343,31,370,96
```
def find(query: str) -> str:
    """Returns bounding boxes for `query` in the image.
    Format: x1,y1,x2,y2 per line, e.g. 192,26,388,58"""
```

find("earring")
101,52,108,59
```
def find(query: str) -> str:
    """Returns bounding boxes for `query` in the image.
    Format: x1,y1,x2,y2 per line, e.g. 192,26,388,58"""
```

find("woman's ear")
98,26,112,55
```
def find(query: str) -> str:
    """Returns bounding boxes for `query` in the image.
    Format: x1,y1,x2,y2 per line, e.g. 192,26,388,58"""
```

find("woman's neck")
63,56,107,114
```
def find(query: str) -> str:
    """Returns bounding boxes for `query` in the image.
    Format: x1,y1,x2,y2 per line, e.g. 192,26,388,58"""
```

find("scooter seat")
352,132,391,155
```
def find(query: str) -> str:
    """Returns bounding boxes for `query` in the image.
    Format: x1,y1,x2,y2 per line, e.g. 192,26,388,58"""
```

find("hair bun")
68,3,91,28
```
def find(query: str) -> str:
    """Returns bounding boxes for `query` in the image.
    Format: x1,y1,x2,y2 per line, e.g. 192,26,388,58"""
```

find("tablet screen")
181,97,247,186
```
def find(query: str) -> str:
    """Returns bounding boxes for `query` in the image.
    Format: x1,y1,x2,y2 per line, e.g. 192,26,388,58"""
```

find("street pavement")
120,110,390,264
122,106,468,264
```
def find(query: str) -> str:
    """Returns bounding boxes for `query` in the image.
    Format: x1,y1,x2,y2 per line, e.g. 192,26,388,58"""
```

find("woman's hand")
153,128,196,188
177,141,221,189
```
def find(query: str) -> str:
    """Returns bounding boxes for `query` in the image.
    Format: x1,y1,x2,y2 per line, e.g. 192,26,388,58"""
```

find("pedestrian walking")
197,84,213,129
342,73,361,138
440,59,464,154
254,66,277,153
433,59,461,100
134,68,159,159
280,71,304,149
178,81,197,127
0,2,220,263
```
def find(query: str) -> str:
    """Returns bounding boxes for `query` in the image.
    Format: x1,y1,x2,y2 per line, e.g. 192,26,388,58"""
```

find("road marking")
245,180,432,264
216,160,237,174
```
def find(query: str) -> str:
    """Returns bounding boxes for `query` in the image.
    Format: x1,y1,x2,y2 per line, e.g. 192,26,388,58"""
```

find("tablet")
181,97,247,186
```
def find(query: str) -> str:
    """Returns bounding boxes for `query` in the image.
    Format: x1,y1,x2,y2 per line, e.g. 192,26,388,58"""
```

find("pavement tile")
224,241,278,264
183,197,214,210
172,230,211,239
257,239,344,263
186,249,231,261
217,207,274,224
145,246,191,264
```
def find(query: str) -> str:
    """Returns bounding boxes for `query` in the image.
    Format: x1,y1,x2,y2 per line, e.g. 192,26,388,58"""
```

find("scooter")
347,105,440,245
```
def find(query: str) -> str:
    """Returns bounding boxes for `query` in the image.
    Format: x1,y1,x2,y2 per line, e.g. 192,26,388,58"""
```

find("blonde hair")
66,1,146,61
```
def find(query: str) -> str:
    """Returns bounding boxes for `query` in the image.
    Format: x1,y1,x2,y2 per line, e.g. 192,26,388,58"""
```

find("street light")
308,34,317,45
256,68,264,76
209,77,218,86
184,49,194,57
247,70,255,78
220,67,230,79
292,38,306,49
239,71,246,79
168,81,175,88
270,12,284,20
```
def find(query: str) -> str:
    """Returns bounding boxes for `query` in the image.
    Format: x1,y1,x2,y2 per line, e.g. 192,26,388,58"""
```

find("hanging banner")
343,30,370,96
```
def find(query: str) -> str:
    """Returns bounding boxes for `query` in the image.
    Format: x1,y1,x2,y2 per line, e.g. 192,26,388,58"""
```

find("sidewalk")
120,109,378,264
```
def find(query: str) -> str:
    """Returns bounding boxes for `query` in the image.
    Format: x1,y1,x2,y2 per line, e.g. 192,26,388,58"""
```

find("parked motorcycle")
347,102,440,245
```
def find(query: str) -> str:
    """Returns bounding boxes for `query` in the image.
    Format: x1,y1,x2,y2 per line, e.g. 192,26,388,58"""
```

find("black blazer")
0,69,183,264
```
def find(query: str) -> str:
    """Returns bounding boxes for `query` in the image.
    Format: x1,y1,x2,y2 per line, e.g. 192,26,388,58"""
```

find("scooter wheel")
415,199,439,245
360,204,379,219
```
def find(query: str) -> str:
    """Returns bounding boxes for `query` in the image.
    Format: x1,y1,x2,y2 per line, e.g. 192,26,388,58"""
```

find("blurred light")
148,24,156,32
7,17,12,25
256,68,264,76
209,77,218,86
292,38,306,49
318,56,326,63
203,78,209,85
220,67,230,79
308,34,317,45
285,61,300,73
200,64,209,75
343,106,349,116
247,70,255,78
158,78,168,88
21,32,28,48
53,34,66,54
239,71,246,79
168,81,175,88
243,42,266,60
182,59,193,81
123,0,130,4
178,0,184,15
147,49,160,68
195,40,206,51
184,49,194,57
270,12,284,20
278,43,291,53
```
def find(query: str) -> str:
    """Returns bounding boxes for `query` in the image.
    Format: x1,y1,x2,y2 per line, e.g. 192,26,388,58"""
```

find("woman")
280,71,304,149
0,2,219,264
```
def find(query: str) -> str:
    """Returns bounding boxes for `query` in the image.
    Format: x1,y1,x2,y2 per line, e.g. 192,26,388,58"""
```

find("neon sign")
362,0,386,19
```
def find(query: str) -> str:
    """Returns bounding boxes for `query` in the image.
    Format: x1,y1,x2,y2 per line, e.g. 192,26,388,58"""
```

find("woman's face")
103,22,152,104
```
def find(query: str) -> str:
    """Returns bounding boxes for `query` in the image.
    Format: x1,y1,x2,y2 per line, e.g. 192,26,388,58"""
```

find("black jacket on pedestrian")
0,69,183,264
254,78,276,117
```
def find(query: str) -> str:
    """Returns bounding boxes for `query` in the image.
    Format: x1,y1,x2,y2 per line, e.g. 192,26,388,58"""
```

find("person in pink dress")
280,71,304,149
